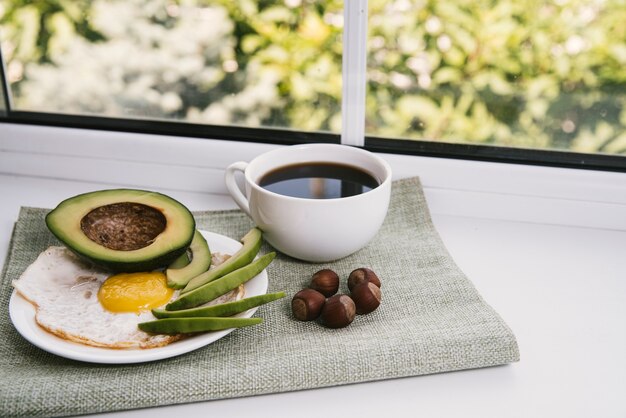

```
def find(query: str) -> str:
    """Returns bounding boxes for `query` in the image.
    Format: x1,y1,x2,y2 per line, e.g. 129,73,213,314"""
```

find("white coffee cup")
224,143,392,262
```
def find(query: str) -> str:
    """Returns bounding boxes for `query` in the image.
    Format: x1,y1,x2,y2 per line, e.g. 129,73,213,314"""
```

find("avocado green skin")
45,189,195,273
167,251,191,269
166,230,212,289
65,246,189,273
152,292,286,319
138,317,262,335
181,227,263,293
166,252,276,311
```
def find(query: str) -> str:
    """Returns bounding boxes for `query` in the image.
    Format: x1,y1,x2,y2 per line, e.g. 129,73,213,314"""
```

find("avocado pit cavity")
46,189,195,272
80,202,166,251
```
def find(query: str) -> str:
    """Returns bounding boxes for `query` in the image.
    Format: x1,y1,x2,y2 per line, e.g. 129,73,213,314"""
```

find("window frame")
3,110,339,146
3,110,624,172
0,1,624,173
0,48,9,116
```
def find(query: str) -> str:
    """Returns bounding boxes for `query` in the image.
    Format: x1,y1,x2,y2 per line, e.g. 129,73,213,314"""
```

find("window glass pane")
0,0,343,133
366,0,626,155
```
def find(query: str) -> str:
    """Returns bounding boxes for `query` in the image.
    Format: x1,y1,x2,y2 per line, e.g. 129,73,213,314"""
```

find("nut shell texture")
291,289,325,321
310,269,339,297
347,268,381,291
321,295,356,328
351,282,381,314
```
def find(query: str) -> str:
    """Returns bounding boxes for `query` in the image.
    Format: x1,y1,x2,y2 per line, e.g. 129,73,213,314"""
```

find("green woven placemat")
0,177,518,417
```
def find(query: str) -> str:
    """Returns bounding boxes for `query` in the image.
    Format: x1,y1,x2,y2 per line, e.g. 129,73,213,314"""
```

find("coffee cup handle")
224,161,252,217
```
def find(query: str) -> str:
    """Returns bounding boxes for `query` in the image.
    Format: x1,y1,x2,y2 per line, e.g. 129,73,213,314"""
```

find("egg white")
12,246,242,349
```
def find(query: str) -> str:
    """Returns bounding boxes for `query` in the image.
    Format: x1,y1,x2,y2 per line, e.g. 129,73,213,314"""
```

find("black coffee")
259,162,379,199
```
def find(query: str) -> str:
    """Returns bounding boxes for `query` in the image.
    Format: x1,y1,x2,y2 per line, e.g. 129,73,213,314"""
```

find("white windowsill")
0,123,625,418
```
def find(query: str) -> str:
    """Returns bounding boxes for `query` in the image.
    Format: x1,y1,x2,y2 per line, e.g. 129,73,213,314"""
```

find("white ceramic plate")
9,230,268,364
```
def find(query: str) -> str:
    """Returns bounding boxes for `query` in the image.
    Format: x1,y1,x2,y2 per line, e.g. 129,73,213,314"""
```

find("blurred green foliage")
0,0,104,63
212,0,343,131
367,0,626,154
1,0,624,154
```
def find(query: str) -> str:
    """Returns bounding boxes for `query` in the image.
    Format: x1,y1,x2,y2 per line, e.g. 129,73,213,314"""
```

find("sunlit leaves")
366,0,626,154
0,0,624,153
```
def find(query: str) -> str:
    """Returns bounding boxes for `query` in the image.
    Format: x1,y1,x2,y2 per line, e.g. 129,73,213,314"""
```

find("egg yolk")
98,272,173,314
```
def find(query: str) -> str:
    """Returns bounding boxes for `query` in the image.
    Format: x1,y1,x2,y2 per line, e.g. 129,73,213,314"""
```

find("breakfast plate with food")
9,189,283,364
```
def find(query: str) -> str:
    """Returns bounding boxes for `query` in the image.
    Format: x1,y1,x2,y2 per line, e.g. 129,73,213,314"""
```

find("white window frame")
341,0,368,147
0,0,624,171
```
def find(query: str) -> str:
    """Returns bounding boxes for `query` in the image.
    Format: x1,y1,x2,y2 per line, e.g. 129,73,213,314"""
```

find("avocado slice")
167,252,276,311
138,317,262,335
45,189,195,272
152,292,286,318
166,230,211,289
168,251,190,269
181,227,263,294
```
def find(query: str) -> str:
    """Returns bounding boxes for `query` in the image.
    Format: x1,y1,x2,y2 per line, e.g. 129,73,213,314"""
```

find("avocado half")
45,189,196,273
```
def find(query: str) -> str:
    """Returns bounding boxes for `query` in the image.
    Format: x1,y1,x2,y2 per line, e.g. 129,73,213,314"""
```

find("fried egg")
12,246,242,349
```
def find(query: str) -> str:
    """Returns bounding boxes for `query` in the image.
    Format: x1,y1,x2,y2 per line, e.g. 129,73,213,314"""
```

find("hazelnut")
320,294,356,328
347,268,381,291
310,269,339,297
292,289,326,321
351,282,381,315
